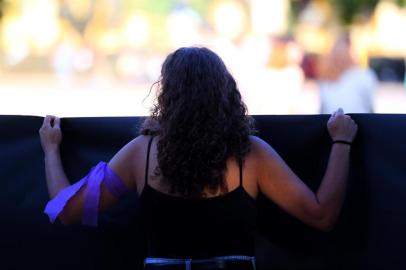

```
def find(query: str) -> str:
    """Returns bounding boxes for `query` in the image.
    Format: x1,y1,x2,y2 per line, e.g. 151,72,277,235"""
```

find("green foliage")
396,0,406,7
122,0,176,16
289,0,307,24
0,0,5,18
330,0,379,24
188,0,210,17
121,0,210,17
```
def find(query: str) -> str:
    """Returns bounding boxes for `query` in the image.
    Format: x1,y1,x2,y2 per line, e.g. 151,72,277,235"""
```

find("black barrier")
0,115,405,270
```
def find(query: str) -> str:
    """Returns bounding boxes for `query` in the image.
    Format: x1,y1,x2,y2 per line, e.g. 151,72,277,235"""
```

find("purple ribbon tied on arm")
44,161,129,226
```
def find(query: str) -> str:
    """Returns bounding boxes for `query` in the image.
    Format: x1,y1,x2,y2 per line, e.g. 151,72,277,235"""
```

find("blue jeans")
144,255,256,270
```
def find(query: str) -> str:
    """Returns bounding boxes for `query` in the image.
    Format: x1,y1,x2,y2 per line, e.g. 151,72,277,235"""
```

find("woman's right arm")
40,115,142,225
255,108,357,231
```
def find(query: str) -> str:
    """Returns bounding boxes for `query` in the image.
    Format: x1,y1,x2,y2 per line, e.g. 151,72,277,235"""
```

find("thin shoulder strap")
239,158,243,187
144,136,154,185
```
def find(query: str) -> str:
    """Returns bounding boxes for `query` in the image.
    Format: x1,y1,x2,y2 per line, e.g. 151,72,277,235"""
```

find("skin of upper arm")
251,136,324,229
59,136,144,224
107,136,142,192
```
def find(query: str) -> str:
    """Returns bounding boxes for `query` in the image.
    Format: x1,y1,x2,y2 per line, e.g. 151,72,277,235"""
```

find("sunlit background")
0,0,405,116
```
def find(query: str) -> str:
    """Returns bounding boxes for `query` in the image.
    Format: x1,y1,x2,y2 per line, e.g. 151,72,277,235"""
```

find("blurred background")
0,0,405,116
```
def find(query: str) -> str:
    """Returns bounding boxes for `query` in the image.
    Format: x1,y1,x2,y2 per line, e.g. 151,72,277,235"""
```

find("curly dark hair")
141,47,255,197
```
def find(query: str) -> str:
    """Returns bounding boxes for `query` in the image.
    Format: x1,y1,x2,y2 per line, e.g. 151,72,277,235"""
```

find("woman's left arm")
39,115,136,225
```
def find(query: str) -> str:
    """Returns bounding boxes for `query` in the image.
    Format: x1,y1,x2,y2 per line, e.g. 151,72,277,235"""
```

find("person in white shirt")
318,33,377,114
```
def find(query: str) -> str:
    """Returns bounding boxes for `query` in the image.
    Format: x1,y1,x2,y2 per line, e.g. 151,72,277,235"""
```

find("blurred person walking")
318,33,377,114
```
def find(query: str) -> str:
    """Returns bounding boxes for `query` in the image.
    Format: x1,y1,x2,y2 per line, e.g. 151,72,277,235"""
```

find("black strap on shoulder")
239,158,243,187
144,136,154,185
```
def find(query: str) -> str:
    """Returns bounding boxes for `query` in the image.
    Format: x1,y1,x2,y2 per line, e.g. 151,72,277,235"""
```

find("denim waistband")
144,255,256,270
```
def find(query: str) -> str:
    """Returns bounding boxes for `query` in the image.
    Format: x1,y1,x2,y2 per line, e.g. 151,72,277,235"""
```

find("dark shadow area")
0,115,405,269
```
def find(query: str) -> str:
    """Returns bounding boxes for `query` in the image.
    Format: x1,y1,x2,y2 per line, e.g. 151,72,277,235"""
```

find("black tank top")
139,137,257,259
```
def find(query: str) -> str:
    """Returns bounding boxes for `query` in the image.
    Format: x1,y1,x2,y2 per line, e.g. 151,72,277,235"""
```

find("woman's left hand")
39,115,62,153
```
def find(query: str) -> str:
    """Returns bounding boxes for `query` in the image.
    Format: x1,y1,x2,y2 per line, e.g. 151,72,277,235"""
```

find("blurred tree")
188,0,209,17
290,0,310,18
121,0,208,17
330,0,379,24
122,0,175,16
290,0,406,26
61,0,96,35
0,0,6,20
289,0,311,27
396,0,406,7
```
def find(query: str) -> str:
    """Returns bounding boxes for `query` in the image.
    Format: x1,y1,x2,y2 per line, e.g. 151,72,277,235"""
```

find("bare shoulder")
108,135,153,190
249,135,278,158
249,135,267,148
121,135,152,154
247,135,284,174
242,136,282,196
108,135,152,171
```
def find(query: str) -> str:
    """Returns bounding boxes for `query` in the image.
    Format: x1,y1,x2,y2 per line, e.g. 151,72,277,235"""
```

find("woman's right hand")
327,108,358,142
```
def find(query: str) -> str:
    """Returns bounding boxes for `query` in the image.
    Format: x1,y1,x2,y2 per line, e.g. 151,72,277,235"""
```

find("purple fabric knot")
44,161,129,226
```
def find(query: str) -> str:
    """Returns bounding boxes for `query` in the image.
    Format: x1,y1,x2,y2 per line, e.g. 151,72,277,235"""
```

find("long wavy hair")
141,47,255,197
